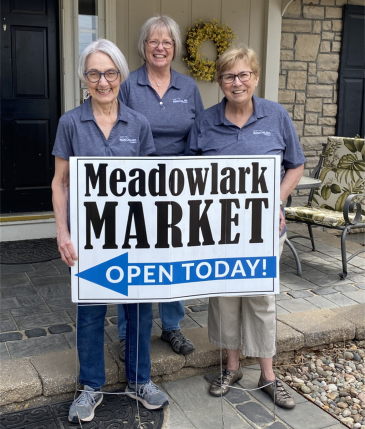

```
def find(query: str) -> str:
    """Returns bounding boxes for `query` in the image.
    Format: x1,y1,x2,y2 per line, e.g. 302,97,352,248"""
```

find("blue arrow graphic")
76,253,129,295
76,253,277,297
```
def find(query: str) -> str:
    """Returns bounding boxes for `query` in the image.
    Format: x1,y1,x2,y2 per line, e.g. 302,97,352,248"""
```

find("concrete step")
1,304,364,413
0,212,56,241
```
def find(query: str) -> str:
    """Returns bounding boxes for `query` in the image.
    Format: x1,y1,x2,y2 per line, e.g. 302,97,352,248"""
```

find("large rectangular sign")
70,156,281,303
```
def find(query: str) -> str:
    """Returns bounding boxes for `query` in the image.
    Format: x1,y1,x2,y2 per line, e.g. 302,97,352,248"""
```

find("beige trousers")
208,233,286,358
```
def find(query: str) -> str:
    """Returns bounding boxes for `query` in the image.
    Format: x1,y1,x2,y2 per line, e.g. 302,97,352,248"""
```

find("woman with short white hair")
52,38,168,424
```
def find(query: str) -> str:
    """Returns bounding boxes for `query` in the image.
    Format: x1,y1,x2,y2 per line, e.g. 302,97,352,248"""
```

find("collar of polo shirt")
214,95,268,126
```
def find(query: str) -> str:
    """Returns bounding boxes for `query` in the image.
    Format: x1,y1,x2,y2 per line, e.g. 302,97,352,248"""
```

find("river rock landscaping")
276,340,365,428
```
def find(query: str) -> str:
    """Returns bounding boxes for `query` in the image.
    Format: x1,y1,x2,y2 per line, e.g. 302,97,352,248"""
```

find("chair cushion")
312,136,365,215
285,205,365,228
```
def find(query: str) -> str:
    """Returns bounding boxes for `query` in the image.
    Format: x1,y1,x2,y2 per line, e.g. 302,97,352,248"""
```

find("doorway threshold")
0,212,56,242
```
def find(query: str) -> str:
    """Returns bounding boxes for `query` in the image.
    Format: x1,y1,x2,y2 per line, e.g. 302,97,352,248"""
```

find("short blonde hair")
216,44,261,83
137,15,182,61
78,39,129,85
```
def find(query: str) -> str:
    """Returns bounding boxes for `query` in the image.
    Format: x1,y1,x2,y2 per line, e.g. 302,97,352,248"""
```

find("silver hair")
78,39,129,84
137,15,182,61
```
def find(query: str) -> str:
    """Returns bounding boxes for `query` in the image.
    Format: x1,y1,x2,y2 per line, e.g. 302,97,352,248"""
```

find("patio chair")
285,136,365,279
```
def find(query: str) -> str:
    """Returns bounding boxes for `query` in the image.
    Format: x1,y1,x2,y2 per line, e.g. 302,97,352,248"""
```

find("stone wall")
279,0,364,205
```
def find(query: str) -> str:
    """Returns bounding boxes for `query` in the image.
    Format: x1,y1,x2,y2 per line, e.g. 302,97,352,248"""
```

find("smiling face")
220,59,259,108
144,26,174,71
85,51,121,107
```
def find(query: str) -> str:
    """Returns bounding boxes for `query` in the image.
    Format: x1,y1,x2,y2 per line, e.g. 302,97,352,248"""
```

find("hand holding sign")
57,229,78,267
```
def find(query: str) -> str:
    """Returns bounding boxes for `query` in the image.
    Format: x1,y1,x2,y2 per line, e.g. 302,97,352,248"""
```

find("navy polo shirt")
119,63,204,156
186,95,306,180
52,96,155,160
186,96,306,236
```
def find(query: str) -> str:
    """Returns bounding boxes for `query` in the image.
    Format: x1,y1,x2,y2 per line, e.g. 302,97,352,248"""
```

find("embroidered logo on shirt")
253,130,271,136
172,98,188,103
119,136,137,144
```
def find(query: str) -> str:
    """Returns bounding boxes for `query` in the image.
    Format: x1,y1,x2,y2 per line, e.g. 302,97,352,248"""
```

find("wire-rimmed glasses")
84,69,120,83
146,39,175,49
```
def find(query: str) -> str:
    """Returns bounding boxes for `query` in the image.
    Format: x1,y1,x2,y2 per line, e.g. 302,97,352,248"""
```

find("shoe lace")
139,381,159,397
169,330,187,345
274,380,292,399
215,369,233,385
75,390,98,407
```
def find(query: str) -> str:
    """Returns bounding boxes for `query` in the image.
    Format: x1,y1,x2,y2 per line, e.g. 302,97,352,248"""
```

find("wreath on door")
184,19,236,82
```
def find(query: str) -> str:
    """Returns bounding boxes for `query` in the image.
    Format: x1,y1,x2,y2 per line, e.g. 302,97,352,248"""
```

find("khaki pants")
208,233,286,358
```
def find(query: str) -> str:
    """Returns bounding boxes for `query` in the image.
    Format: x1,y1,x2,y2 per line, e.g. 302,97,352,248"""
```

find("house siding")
115,0,267,108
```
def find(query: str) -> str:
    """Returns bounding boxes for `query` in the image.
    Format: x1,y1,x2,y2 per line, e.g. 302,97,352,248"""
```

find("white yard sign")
70,156,281,303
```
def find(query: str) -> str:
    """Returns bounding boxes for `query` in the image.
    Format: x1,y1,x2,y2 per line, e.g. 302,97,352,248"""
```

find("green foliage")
331,184,341,194
318,167,334,182
337,154,365,182
335,191,350,212
343,139,357,153
321,185,332,200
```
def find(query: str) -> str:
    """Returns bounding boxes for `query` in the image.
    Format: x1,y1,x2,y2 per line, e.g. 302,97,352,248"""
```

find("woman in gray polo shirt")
187,45,306,409
52,39,168,424
117,15,204,359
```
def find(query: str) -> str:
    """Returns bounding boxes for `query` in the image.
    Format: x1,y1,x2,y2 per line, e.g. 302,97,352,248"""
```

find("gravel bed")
276,340,365,429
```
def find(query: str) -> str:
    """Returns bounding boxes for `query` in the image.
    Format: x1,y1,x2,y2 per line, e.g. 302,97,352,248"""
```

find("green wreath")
184,19,236,82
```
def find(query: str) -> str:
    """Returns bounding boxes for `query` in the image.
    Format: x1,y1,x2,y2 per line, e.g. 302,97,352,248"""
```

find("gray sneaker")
68,385,103,423
125,380,169,409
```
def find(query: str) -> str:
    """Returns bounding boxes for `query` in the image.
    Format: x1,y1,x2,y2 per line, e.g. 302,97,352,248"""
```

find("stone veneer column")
279,0,364,205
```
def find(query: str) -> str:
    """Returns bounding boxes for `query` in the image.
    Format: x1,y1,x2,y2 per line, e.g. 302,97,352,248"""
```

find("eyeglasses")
84,69,120,83
146,39,174,49
220,71,255,84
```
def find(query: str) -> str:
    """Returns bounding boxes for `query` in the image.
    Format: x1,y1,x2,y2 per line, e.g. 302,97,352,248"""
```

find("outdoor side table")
284,177,322,277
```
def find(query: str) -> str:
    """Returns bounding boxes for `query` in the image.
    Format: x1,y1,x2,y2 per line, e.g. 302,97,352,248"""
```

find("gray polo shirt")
52,96,155,160
186,95,306,179
119,63,204,156
186,96,306,236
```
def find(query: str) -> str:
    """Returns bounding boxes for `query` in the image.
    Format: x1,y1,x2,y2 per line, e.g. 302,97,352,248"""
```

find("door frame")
59,0,117,114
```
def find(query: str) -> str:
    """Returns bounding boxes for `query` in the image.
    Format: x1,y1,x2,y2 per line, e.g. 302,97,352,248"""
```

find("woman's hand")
52,156,78,267
279,208,286,235
57,230,78,267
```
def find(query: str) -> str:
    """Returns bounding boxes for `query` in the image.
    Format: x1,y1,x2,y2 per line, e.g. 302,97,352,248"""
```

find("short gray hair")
78,39,129,84
216,44,261,83
137,15,182,61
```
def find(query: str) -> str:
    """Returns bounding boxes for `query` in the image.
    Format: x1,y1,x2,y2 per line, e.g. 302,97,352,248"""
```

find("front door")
1,0,60,213
337,5,365,137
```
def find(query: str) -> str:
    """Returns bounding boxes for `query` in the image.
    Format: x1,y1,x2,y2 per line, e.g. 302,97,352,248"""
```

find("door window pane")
78,0,98,56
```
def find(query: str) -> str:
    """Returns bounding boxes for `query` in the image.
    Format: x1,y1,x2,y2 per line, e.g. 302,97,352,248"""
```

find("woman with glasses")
117,15,204,362
186,45,305,408
52,39,169,424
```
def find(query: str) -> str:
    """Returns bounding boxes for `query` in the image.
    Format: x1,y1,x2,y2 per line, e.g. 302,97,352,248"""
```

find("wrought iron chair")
285,136,365,279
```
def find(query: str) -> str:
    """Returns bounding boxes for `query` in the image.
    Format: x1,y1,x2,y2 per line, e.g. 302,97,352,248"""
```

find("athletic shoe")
68,385,103,423
125,380,169,409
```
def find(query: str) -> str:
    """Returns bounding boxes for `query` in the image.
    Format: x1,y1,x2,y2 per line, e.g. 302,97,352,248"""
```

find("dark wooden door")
337,5,365,138
1,0,60,213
